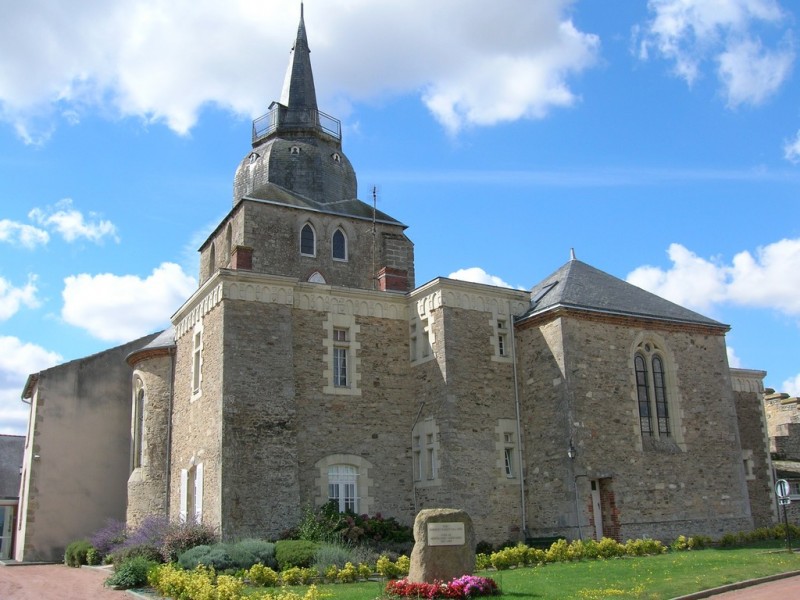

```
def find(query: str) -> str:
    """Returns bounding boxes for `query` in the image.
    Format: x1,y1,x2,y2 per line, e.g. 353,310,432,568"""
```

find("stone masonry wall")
170,304,224,530
517,315,753,542
219,299,301,540
127,353,172,527
730,370,776,528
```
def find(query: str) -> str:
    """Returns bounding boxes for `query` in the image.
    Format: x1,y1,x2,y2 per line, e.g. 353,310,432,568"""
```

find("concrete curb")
671,569,800,599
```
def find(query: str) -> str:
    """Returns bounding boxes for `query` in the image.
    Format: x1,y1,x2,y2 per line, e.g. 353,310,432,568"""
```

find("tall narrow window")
192,327,203,396
180,463,203,524
328,465,358,513
413,435,422,481
425,433,436,480
497,319,508,357
635,354,652,436
133,387,145,469
332,229,347,261
301,224,316,256
333,328,348,387
503,432,515,478
652,356,670,436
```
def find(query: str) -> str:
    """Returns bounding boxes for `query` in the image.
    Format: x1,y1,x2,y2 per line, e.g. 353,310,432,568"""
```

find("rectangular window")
413,435,421,481
410,323,418,362
503,431,515,478
497,320,507,356
333,328,348,387
426,433,436,480
192,329,203,395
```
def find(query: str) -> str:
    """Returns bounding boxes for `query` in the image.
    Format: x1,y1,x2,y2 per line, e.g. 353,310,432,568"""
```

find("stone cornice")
515,305,729,336
173,269,409,339
410,277,529,318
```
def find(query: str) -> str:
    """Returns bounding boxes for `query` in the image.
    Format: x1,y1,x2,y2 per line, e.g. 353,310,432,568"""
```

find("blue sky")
1,0,799,434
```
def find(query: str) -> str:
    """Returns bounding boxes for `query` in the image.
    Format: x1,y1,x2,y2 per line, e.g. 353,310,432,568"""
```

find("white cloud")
627,243,727,312
0,219,49,249
0,336,62,435
785,130,800,163
636,0,794,106
783,373,800,396
627,238,800,316
448,267,514,289
61,262,197,342
0,275,40,320
0,0,600,141
28,198,119,244
726,346,743,368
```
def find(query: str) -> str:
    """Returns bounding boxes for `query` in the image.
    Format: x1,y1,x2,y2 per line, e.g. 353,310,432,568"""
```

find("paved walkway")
705,574,800,598
0,564,125,600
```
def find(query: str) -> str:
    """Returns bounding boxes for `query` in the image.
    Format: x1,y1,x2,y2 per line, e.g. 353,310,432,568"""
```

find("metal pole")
784,502,792,551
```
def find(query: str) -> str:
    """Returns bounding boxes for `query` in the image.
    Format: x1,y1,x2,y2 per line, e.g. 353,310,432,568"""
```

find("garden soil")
0,564,127,600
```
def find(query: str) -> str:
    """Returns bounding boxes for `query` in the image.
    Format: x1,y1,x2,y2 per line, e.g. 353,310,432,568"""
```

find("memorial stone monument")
408,508,476,583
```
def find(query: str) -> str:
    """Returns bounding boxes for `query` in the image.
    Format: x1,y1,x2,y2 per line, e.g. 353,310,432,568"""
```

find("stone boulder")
407,508,476,583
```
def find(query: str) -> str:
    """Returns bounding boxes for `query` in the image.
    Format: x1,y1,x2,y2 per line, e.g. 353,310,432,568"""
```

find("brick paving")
0,564,125,600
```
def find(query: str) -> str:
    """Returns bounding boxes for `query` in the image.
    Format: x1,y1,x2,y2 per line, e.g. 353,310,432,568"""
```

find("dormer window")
332,229,347,261
291,146,301,154
300,223,316,256
332,152,341,163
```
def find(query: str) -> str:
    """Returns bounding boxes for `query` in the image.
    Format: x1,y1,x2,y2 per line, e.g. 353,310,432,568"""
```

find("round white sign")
776,479,790,498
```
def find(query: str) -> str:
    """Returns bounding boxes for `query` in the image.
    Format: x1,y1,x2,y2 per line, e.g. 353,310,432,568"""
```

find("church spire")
279,3,318,111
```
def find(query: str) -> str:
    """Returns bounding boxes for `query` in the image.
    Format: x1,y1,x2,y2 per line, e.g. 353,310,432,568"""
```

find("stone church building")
14,9,779,561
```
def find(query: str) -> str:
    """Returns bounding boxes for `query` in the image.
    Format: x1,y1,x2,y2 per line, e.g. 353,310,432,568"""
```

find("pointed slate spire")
279,3,318,111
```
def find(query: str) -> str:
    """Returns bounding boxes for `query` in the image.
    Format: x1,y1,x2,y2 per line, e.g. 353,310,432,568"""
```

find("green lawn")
276,545,800,600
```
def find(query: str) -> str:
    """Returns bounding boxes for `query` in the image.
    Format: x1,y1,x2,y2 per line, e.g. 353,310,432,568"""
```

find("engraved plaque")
427,522,465,546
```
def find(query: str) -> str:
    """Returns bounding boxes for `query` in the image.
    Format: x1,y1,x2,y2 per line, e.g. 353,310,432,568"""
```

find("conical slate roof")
520,258,727,329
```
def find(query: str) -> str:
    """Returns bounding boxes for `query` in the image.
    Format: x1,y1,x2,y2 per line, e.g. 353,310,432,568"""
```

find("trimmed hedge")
275,540,320,570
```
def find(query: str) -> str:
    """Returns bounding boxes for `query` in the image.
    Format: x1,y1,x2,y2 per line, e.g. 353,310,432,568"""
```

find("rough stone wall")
225,201,414,291
127,353,173,527
295,312,416,526
517,315,753,542
765,396,800,441
774,423,800,460
170,305,224,530
199,207,245,284
730,369,776,528
219,299,301,540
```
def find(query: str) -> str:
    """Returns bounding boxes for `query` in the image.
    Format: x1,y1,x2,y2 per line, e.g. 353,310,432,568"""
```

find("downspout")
165,347,176,519
410,402,426,513
509,301,527,538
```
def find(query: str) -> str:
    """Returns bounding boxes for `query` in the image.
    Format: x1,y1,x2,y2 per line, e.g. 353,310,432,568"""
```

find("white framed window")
496,419,519,483
491,315,513,362
332,229,347,261
328,464,358,513
410,315,433,364
191,324,203,398
180,462,203,524
412,418,440,486
498,319,508,357
315,455,373,515
300,223,316,257
323,314,361,395
333,328,348,387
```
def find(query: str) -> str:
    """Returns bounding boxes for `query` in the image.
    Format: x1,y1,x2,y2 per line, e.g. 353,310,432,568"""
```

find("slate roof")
519,259,727,329
245,182,405,227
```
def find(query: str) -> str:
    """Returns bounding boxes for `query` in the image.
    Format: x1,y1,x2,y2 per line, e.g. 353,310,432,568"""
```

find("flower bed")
386,575,499,599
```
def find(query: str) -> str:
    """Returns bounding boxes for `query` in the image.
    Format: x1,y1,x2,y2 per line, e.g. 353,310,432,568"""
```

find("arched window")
208,244,216,278
633,339,678,444
225,224,232,265
332,229,347,261
300,223,316,256
132,384,145,469
328,464,358,513
652,356,670,436
634,354,652,436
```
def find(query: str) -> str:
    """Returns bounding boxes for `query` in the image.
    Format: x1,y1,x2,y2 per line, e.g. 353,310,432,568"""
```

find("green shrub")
275,539,319,570
160,522,218,563
177,544,213,570
475,553,491,570
313,542,354,572
624,538,666,557
545,539,570,563
247,563,279,587
596,537,625,558
233,539,277,569
281,566,303,585
107,543,162,567
65,540,92,567
376,554,400,578
105,556,157,589
86,546,101,566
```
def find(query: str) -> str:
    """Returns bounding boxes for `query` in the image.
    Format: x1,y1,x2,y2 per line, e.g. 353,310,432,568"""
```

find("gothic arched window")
300,224,316,257
633,340,678,443
332,229,347,261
